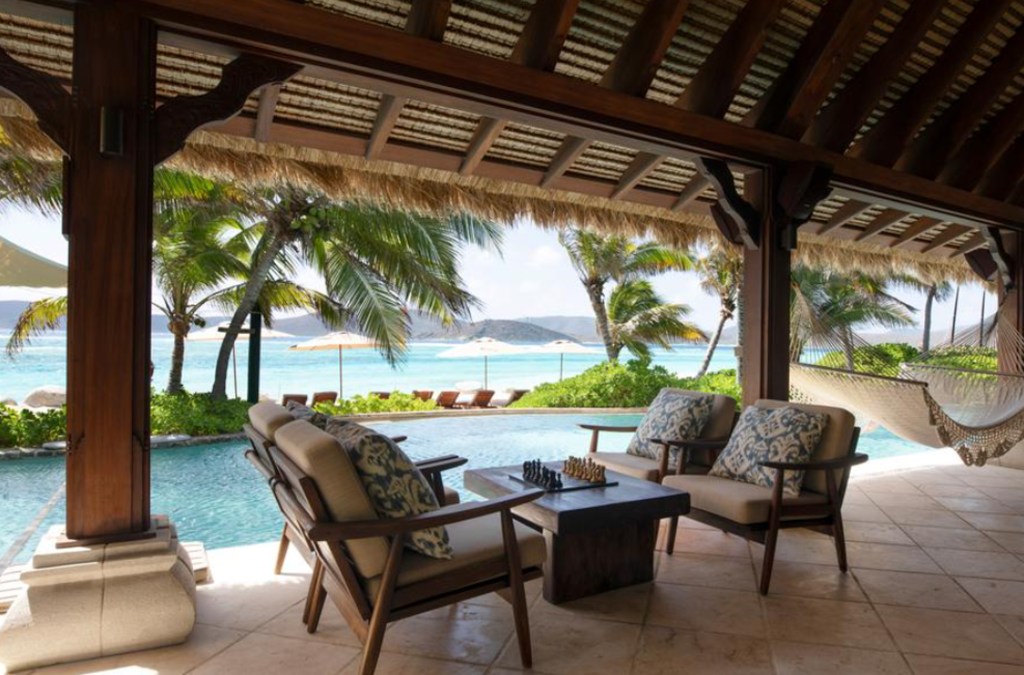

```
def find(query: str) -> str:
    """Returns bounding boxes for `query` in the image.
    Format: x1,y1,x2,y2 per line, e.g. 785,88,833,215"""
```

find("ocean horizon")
0,332,739,402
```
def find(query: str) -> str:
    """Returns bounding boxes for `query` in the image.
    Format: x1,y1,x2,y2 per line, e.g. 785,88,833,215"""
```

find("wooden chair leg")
306,572,327,634
759,523,780,595
826,471,849,572
274,525,290,574
665,516,679,555
501,510,532,668
358,536,404,675
302,558,323,625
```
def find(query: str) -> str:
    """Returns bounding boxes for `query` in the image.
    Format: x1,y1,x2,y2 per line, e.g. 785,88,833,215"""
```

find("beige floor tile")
754,560,865,602
767,533,842,566
646,584,766,637
532,582,651,624
191,632,360,675
655,552,756,591
254,599,362,648
633,625,773,675
29,624,247,675
493,613,641,674
869,492,943,509
989,531,1024,554
771,641,912,675
764,596,894,650
847,542,944,574
916,484,985,500
844,521,915,546
877,605,1024,664
957,578,1024,615
843,488,873,505
341,653,485,675
462,578,542,608
980,487,1024,502
905,654,1024,674
994,614,1024,647
669,528,753,558
858,479,924,495
959,513,1024,533
854,569,981,612
934,497,1019,514
379,602,515,665
881,507,970,529
902,526,1003,551
926,548,1024,581
842,503,894,524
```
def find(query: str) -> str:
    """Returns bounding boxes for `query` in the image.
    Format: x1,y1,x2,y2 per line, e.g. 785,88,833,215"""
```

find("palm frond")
5,295,67,355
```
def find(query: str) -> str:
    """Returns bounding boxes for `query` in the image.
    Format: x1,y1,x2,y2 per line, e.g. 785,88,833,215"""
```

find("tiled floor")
12,460,1024,674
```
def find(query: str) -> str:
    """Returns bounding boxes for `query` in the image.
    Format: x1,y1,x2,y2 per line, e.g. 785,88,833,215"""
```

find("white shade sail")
0,236,66,288
436,337,526,359
289,331,378,351
534,339,602,355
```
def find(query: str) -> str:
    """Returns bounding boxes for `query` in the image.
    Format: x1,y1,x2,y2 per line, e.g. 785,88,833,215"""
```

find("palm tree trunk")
586,281,616,361
842,327,856,371
168,330,186,394
922,285,936,352
696,309,729,379
212,233,286,399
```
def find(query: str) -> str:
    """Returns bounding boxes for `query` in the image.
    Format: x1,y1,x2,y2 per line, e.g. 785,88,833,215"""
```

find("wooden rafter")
951,231,988,257
939,94,1024,189
743,0,885,138
896,27,1024,178
366,0,453,161
803,0,945,152
976,134,1024,201
0,43,70,153
855,208,907,243
611,152,662,200
542,0,689,186
921,224,972,253
671,175,709,211
155,53,301,163
889,217,944,249
814,200,871,235
253,83,280,142
849,0,1010,166
460,0,579,176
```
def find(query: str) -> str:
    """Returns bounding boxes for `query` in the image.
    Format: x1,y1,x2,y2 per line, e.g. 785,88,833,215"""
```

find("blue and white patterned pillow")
627,389,715,463
325,419,453,560
286,400,329,429
709,406,829,498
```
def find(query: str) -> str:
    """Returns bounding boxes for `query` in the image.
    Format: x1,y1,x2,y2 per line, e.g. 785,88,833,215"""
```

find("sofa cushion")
627,389,714,462
326,419,453,560
663,474,827,525
248,402,294,442
285,400,329,429
709,405,829,498
273,420,390,579
365,513,545,600
589,451,711,482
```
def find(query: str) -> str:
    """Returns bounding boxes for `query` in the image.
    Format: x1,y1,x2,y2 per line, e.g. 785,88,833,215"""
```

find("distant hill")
514,316,599,342
459,319,572,343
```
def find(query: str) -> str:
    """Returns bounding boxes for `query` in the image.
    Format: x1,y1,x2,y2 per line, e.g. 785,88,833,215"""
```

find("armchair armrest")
578,424,638,433
414,455,467,474
306,489,545,540
390,435,409,444
649,438,729,451
758,453,869,472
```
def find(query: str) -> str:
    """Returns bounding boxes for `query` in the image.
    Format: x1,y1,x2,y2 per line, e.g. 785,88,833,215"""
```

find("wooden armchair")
270,419,546,675
661,399,866,594
581,390,737,483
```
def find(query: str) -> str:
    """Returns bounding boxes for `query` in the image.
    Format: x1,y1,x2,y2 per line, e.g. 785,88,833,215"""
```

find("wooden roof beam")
951,231,988,257
671,175,709,211
460,0,579,176
975,134,1024,201
813,199,871,235
253,83,280,142
611,152,663,200
543,0,690,185
895,27,1024,178
921,224,972,253
889,217,944,249
938,94,1024,190
855,207,908,243
365,93,405,160
743,0,886,139
849,0,1010,167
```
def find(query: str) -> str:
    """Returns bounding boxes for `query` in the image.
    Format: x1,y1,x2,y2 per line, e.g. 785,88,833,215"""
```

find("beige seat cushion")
248,402,295,442
442,485,460,506
274,420,391,579
663,474,826,525
365,513,545,597
590,452,710,482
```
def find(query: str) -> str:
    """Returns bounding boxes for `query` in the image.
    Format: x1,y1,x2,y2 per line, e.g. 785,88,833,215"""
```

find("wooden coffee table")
464,463,690,604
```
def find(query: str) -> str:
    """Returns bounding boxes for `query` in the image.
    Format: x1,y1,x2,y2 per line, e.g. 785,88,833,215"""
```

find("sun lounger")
311,391,337,406
412,390,434,401
435,390,459,408
281,394,308,406
456,390,494,408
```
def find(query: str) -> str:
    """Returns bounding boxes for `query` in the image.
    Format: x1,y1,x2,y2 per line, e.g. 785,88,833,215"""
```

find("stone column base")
0,515,196,673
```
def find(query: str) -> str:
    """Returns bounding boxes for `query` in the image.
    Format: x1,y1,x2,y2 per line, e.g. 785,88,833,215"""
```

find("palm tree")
210,188,503,399
604,280,705,361
557,228,694,360
694,245,742,378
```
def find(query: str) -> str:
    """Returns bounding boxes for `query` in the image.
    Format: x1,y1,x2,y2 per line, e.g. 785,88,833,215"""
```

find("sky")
0,205,994,336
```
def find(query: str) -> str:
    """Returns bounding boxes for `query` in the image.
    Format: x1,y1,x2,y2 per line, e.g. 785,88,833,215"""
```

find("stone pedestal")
0,515,196,673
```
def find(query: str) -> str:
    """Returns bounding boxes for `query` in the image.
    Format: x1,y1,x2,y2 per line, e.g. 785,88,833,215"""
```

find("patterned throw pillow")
627,389,715,464
286,400,329,429
325,419,453,560
709,406,829,498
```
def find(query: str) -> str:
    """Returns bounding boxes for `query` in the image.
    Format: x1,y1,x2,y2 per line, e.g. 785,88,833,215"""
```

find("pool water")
0,413,929,566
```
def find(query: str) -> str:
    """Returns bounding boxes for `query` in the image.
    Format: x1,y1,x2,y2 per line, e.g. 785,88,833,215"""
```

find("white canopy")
288,331,377,397
534,339,602,355
437,338,526,389
0,236,66,288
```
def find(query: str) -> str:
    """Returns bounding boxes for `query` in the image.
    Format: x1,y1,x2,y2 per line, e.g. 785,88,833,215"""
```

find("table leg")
542,520,656,604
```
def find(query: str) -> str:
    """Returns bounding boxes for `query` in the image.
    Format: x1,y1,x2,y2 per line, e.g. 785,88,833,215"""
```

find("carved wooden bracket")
155,54,301,163
0,46,71,154
978,226,1015,289
775,161,833,249
695,157,761,249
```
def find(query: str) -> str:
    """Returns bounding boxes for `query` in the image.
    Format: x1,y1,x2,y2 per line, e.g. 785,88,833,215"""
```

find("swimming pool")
0,413,931,567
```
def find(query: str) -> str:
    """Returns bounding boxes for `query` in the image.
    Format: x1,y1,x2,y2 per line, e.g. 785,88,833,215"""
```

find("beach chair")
583,388,738,483
412,390,434,401
456,390,494,408
661,400,866,594
281,393,308,406
370,391,391,400
269,419,545,674
435,390,459,408
507,389,529,405
311,391,337,406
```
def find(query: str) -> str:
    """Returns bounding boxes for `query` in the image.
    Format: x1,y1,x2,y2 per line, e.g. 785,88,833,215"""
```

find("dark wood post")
998,231,1023,374
65,4,157,539
247,310,262,403
740,170,792,406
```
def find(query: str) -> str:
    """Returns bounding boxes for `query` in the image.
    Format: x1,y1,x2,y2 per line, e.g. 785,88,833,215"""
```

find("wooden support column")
741,170,792,406
65,4,157,539
998,231,1023,374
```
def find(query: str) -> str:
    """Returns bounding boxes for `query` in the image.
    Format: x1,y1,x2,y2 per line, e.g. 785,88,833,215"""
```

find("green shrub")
149,391,250,436
0,405,67,447
919,345,998,372
315,391,438,415
816,342,920,377
511,360,740,409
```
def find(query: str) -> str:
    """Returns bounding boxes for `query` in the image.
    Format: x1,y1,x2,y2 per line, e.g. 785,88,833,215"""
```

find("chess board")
509,473,619,493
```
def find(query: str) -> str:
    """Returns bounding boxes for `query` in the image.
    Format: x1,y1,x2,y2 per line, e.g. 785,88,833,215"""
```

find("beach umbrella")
0,236,66,288
288,331,377,398
437,337,525,389
187,324,294,398
536,339,602,381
